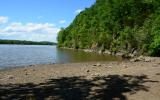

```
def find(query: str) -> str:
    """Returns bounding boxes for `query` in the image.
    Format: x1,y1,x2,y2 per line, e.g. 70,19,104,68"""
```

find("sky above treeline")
0,0,95,42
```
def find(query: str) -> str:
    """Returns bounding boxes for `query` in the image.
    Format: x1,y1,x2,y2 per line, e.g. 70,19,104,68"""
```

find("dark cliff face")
58,0,160,56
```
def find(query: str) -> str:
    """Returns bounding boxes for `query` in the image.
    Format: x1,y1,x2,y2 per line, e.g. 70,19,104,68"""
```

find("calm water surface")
0,45,121,68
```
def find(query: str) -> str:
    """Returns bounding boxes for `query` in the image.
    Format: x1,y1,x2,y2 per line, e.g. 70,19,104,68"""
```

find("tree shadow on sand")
0,74,159,100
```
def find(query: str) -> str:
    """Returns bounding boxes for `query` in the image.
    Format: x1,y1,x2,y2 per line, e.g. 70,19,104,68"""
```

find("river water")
0,45,121,68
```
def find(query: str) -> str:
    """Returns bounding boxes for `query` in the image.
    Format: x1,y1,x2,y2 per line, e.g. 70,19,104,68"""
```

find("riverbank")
0,58,160,100
60,47,137,59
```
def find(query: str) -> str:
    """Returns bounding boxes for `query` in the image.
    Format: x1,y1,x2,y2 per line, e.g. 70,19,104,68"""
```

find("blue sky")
0,0,95,42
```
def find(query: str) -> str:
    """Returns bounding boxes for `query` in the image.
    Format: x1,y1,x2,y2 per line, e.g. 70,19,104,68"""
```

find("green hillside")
58,0,160,56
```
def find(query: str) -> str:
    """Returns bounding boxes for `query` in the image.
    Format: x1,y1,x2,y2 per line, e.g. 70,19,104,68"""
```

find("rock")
96,63,101,66
7,75,14,79
93,63,101,67
138,55,145,61
130,58,140,62
116,52,124,56
122,53,132,59
108,66,112,68
93,64,97,66
132,50,138,56
84,49,93,53
113,97,121,100
128,53,135,58
95,79,106,84
156,73,160,75
87,70,90,73
46,96,54,100
122,52,136,59
144,57,151,62
153,64,159,67
123,64,127,68
104,50,111,55
25,72,28,75
130,56,153,62
23,69,27,71
91,86,102,91
91,73,100,76
98,50,103,54
130,55,145,62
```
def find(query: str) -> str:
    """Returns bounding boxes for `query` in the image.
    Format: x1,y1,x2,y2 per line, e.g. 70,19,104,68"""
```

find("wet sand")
0,58,160,100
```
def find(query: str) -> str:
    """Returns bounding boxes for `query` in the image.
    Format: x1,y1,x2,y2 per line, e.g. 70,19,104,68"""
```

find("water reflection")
56,47,121,63
0,45,121,68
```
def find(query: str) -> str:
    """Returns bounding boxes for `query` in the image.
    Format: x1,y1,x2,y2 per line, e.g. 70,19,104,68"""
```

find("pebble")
25,72,28,75
157,62,160,65
144,57,151,62
93,63,101,67
153,64,159,67
91,86,102,91
108,66,112,68
156,73,160,75
96,63,101,66
7,75,14,79
123,64,127,68
130,58,140,62
46,96,55,100
113,97,121,100
91,73,100,76
130,56,152,62
87,70,90,73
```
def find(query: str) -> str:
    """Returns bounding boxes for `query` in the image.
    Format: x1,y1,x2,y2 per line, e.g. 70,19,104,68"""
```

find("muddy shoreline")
0,58,160,100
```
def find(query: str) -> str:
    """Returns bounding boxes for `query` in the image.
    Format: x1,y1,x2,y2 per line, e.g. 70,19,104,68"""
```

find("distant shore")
0,58,160,100
0,39,57,45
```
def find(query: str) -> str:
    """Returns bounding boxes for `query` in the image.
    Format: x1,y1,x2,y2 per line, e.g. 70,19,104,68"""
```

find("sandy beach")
0,57,160,100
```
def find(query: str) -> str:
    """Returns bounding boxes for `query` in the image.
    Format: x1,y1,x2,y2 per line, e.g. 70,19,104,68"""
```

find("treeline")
0,39,56,45
58,0,160,56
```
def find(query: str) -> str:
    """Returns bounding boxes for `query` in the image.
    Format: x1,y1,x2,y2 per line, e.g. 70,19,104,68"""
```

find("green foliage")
58,0,160,56
149,35,160,56
148,15,160,56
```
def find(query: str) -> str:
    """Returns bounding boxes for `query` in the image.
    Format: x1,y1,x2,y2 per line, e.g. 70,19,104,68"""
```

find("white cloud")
75,9,83,14
0,22,60,42
59,20,66,24
0,16,8,24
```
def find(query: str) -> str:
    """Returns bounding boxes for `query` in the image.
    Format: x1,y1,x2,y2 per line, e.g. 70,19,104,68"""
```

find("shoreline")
0,59,160,99
0,57,159,83
59,47,138,59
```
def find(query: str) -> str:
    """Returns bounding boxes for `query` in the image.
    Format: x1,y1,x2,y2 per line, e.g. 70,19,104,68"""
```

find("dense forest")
58,0,160,56
0,39,56,45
